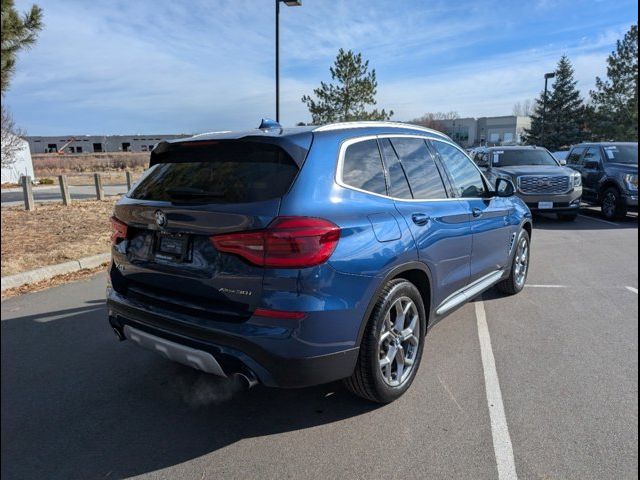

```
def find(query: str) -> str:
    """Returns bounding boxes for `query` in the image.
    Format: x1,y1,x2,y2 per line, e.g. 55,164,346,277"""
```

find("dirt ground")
1,199,117,276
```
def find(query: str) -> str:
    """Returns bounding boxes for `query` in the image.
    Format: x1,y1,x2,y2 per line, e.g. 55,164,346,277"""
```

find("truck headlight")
572,172,582,188
625,174,638,191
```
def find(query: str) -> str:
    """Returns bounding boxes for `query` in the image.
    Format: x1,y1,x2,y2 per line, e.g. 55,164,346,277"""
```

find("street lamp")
541,72,555,146
275,0,302,123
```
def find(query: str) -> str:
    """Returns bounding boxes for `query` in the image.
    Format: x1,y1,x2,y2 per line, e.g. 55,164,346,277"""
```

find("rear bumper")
107,288,360,388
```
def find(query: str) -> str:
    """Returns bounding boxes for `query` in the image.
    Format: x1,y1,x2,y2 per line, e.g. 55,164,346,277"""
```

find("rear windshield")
603,144,638,164
491,149,558,167
129,142,299,203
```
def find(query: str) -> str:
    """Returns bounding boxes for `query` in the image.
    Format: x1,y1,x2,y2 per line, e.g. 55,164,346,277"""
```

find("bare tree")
408,111,460,131
1,105,25,167
512,99,534,116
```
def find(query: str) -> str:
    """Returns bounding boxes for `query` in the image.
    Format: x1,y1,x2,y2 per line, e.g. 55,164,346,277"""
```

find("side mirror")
495,178,516,197
558,159,567,166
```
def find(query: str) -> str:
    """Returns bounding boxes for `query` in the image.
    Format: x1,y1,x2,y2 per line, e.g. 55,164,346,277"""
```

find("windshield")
603,145,638,164
490,149,559,167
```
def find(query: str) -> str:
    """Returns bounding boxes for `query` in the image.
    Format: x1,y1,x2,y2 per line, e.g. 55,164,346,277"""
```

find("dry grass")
33,152,149,176
1,199,117,276
36,171,145,186
1,265,108,299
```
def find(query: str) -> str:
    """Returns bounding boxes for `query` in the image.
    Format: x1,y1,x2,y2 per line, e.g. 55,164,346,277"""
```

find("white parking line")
578,215,620,227
475,300,518,480
626,286,638,294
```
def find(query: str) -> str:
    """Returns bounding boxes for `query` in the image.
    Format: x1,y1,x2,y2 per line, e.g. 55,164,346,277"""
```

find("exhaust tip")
112,327,125,341
234,370,259,389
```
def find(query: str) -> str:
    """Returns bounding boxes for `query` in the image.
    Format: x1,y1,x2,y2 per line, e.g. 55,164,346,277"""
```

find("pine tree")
588,24,638,141
524,56,585,150
1,0,43,94
302,49,393,124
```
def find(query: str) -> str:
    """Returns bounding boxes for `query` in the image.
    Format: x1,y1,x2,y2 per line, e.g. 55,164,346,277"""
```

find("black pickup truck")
565,143,638,220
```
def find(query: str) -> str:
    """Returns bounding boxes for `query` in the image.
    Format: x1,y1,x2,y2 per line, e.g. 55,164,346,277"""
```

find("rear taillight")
110,216,128,245
210,216,340,268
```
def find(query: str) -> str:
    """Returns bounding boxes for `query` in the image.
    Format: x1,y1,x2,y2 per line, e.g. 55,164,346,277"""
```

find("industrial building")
25,134,192,154
436,115,532,148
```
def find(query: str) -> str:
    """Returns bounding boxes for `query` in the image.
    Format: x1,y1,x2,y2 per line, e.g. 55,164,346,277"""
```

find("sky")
4,0,638,135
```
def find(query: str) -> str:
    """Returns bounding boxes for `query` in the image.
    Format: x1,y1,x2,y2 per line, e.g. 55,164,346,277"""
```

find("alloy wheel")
514,236,529,288
602,192,617,218
378,296,420,387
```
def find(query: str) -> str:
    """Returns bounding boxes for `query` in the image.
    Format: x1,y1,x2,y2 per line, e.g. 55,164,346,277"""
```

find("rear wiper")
166,187,226,199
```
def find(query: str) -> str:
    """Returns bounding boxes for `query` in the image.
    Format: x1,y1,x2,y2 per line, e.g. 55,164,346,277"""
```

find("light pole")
541,72,555,146
275,0,301,123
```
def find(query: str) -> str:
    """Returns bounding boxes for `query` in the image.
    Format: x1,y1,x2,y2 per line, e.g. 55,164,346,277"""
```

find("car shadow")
531,208,638,231
1,301,379,480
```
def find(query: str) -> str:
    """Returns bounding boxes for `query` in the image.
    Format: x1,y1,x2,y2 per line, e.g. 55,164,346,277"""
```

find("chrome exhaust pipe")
112,327,125,341
234,370,259,389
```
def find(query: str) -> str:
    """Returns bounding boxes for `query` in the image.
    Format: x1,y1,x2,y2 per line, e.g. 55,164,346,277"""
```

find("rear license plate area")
155,233,190,261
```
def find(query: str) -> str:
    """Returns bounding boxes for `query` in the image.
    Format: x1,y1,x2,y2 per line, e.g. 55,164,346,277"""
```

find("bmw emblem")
155,210,167,228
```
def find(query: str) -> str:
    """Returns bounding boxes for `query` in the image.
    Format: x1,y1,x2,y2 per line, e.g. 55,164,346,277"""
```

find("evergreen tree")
587,24,638,141
524,56,585,150
1,0,43,94
302,49,393,124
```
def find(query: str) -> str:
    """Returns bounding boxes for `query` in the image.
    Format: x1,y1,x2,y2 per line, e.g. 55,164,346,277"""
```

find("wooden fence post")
125,171,133,191
59,175,71,205
94,173,105,200
22,176,35,211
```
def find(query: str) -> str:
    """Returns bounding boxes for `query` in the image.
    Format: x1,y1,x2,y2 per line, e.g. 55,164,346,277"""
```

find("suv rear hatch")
110,137,309,322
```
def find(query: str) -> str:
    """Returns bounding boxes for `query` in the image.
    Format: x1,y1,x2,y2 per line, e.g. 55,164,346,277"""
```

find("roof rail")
312,121,448,137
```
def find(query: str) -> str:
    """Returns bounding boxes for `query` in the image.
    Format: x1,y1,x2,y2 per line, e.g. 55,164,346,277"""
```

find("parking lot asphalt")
1,184,127,205
1,209,637,480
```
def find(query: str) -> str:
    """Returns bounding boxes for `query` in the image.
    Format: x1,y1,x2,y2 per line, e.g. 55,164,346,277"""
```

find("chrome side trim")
123,325,227,377
334,134,489,203
436,270,505,316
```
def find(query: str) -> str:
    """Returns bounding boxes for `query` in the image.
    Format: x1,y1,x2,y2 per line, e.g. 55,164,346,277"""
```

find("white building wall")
1,135,34,184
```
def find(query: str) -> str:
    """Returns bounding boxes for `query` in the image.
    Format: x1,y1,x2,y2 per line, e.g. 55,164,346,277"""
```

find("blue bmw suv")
107,121,532,403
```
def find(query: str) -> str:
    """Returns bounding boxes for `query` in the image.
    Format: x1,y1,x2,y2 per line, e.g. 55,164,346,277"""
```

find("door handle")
411,213,430,226
472,208,483,218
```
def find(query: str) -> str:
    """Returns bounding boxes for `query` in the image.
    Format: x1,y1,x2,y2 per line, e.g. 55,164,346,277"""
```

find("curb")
1,253,111,291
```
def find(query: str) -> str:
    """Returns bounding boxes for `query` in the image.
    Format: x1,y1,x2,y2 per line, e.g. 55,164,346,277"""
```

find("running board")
436,270,505,316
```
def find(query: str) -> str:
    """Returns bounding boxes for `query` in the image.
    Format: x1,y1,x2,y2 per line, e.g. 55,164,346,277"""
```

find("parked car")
471,145,582,221
565,142,638,220
107,121,532,403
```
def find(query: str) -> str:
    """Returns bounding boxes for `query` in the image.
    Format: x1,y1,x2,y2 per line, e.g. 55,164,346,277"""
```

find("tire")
496,229,530,295
344,278,426,403
557,213,578,222
601,187,628,220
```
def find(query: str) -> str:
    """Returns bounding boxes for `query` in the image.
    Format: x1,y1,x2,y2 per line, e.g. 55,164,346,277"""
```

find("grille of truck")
518,175,571,195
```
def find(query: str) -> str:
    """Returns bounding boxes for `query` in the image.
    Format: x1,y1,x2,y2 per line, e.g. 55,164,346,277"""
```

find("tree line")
525,24,638,151
301,24,638,151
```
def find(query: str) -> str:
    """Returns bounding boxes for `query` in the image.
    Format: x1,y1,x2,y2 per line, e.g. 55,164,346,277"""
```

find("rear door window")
431,140,487,198
379,138,413,199
389,137,447,199
129,142,299,203
341,139,387,195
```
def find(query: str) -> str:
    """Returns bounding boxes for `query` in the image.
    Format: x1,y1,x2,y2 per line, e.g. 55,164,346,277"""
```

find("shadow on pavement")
531,209,638,231
1,301,378,479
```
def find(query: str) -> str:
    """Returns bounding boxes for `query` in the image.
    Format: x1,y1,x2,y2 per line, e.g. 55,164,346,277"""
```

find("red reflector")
210,216,340,268
110,216,128,245
253,308,306,320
